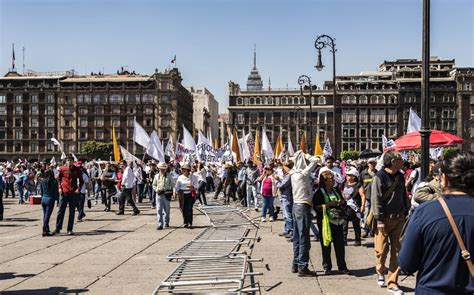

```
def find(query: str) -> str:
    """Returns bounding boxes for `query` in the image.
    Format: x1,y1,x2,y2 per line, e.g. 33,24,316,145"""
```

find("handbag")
164,190,173,201
366,175,400,232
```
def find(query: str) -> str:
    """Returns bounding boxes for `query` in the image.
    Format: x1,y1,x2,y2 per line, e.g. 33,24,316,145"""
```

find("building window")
145,118,153,127
389,125,398,137
370,95,377,104
342,109,356,123
342,95,350,104
0,106,6,115
79,117,88,127
371,109,385,123
15,143,21,152
47,118,55,126
15,94,22,103
388,109,397,123
46,130,54,139
0,143,5,152
112,117,120,127
31,118,38,127
47,105,55,114
95,118,104,127
0,95,5,103
77,94,84,103
0,119,5,127
161,81,168,91
388,95,397,104
109,94,124,103
350,95,357,104
442,109,455,119
128,107,135,114
96,130,104,140
46,142,54,152
359,95,368,104
443,93,455,103
161,95,170,103
47,94,54,103
15,130,22,139
30,130,38,139
63,131,70,140
0,130,5,139
237,114,244,124
95,106,104,114
111,106,121,114
265,113,272,124
442,121,456,130
79,131,87,139
318,96,326,105
342,126,356,138
237,97,243,105
144,107,153,115
15,106,22,115
79,107,88,115
360,109,368,123
30,142,38,152
318,112,327,124
161,118,170,127
378,95,386,104
30,94,38,103
142,94,154,103
31,105,38,114
93,94,105,104
360,128,367,138
15,118,21,127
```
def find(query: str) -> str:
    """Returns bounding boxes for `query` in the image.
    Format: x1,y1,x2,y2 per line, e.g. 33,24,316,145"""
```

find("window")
47,94,54,103
47,142,54,152
77,94,84,103
350,95,357,104
95,118,104,127
63,131,71,139
161,81,168,90
0,143,4,152
342,109,356,123
265,113,272,124
142,94,154,103
46,130,54,139
442,121,456,130
389,125,398,137
15,94,22,103
79,131,87,139
96,130,104,140
95,106,104,114
109,94,124,103
15,143,21,152
15,130,22,139
237,114,244,124
359,95,368,104
237,97,243,105
31,105,38,114
31,118,38,127
0,130,5,139
161,118,170,127
112,117,120,127
318,96,326,105
30,94,38,103
30,130,38,139
93,94,105,104
443,93,455,103
79,107,88,115
318,112,327,124
360,128,367,138
47,118,55,126
145,118,152,127
388,95,397,104
15,118,21,127
371,109,385,123
0,119,4,127
442,109,455,118
388,109,397,123
342,95,350,104
378,95,386,104
370,95,377,104
342,126,356,138
79,117,88,127
83,94,91,104
15,106,22,114
161,95,170,103
144,107,153,115
30,142,38,152
111,106,121,115
359,109,368,123
0,106,6,115
429,108,437,119
128,107,136,114
47,105,55,114
0,95,5,103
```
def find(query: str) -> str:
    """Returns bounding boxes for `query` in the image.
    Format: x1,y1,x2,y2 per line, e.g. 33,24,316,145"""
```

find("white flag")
382,134,396,149
207,127,213,146
133,118,150,149
165,137,175,159
261,129,274,160
51,137,61,147
182,125,196,151
323,138,333,157
50,157,56,165
60,151,66,160
146,131,165,162
407,108,421,133
196,130,211,162
430,147,443,160
197,130,210,146
72,153,78,162
240,129,251,161
287,134,295,156
120,145,141,163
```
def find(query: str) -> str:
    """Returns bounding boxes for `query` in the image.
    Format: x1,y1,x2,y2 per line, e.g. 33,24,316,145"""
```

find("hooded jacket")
290,151,321,205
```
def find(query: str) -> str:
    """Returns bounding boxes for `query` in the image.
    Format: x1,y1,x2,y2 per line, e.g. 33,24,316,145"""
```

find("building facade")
0,68,193,160
217,113,230,147
187,86,219,140
228,57,473,157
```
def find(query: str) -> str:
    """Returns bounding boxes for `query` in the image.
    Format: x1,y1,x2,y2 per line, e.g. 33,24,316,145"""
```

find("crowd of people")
0,149,472,294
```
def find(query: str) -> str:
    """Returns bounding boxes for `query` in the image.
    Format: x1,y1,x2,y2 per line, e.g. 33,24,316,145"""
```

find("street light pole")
314,34,337,155
298,75,314,153
420,0,431,179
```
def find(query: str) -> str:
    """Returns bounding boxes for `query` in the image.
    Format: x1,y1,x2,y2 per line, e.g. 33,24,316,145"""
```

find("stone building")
217,113,230,147
186,86,219,140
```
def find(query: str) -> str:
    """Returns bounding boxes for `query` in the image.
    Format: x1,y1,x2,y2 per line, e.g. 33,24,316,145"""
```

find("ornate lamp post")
297,75,314,152
314,34,337,154
420,0,431,179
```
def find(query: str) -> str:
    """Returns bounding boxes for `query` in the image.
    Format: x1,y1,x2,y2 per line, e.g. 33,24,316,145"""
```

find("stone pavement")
0,195,416,294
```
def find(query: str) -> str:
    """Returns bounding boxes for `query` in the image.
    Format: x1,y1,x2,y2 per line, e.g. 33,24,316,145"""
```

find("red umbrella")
385,130,464,151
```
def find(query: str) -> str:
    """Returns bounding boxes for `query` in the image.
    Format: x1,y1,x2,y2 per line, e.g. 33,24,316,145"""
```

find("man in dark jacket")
276,160,294,238
398,150,473,295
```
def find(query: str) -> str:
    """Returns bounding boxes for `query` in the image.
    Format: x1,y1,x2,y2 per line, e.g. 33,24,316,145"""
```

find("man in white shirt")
117,161,140,216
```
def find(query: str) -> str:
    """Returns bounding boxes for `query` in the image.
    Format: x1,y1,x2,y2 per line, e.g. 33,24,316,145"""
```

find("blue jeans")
292,203,312,271
156,194,170,226
246,184,258,209
77,193,86,220
261,195,274,218
281,197,294,234
41,197,55,232
16,184,24,204
148,184,156,207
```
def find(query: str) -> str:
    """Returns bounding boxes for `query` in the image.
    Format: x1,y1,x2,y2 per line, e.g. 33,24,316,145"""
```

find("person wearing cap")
152,162,175,229
117,161,140,216
176,164,198,228
257,165,277,222
361,158,378,238
413,162,443,204
55,156,84,235
341,168,366,246
326,156,344,187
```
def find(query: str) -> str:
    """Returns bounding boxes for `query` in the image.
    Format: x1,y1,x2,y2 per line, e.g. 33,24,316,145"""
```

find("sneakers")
269,217,274,222
377,275,385,287
387,287,404,295
165,224,170,228
260,217,266,222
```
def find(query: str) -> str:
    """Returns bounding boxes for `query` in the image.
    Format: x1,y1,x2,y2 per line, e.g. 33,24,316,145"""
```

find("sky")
0,0,472,112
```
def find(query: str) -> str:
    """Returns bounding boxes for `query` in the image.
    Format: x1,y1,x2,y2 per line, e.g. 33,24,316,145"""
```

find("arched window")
318,96,326,105
236,97,243,105
378,95,386,104
244,97,249,105
268,97,273,105
350,95,357,104
370,95,377,104
388,95,397,104
300,97,306,105
282,97,287,105
262,97,268,104
256,97,260,104
359,95,368,104
342,95,350,104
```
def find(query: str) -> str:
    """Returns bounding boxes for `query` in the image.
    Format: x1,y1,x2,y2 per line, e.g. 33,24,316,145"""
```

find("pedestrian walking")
152,162,175,230
40,169,59,236
194,163,208,206
176,164,198,228
361,158,377,238
4,167,15,199
117,160,140,216
101,163,117,212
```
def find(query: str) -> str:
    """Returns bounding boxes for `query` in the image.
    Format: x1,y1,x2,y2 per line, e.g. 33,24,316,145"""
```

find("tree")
340,150,360,161
441,147,458,159
81,141,113,160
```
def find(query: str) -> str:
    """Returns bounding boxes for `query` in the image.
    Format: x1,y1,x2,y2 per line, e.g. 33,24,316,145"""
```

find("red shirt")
58,165,84,194
116,171,123,190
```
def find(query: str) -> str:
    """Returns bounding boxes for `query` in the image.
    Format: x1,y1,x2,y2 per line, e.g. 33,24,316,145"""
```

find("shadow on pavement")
4,218,39,222
75,229,133,236
0,287,89,294
351,266,376,277
0,272,35,280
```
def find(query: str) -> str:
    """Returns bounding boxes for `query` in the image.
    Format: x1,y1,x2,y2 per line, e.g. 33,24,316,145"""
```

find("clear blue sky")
1,0,472,112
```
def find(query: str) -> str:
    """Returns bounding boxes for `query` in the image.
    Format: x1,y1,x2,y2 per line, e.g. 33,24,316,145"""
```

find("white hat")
157,162,168,170
318,166,334,181
345,168,360,179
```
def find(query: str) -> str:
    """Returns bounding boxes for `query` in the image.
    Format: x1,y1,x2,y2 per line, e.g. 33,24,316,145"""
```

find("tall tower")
246,45,263,91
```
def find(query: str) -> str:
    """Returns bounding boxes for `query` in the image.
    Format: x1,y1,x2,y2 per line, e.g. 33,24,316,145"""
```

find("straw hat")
157,162,168,170
181,164,191,171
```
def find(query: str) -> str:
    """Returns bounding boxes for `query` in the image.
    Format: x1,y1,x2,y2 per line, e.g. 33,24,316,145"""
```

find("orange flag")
253,129,261,164
274,132,283,158
300,132,307,153
314,134,323,157
231,127,241,163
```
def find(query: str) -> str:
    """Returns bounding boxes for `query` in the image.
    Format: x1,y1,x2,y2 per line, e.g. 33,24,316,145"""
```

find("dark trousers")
119,188,139,213
318,222,347,271
182,193,195,225
56,193,78,232
104,187,116,210
148,184,156,207
4,183,14,198
292,203,312,271
206,176,214,192
77,193,86,220
196,182,207,205
137,183,145,202
213,180,224,199
224,184,236,202
0,189,3,219
343,208,361,242
41,197,55,232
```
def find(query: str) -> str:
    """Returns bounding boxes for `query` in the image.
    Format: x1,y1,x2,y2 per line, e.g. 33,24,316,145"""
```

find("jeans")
16,184,24,204
318,222,347,271
55,193,78,232
246,184,258,209
206,176,215,192
281,197,293,234
77,193,86,220
119,188,139,213
196,181,207,205
261,195,274,218
182,193,195,225
41,196,55,232
137,183,145,202
156,194,170,226
292,203,312,271
148,184,156,207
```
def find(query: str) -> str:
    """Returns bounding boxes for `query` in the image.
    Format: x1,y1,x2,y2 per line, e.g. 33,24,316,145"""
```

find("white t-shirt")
409,168,422,194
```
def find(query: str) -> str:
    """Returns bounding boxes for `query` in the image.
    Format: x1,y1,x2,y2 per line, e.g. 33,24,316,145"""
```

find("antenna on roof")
22,46,25,75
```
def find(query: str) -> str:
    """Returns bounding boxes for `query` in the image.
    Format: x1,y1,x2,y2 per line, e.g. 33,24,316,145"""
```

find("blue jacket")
398,194,474,295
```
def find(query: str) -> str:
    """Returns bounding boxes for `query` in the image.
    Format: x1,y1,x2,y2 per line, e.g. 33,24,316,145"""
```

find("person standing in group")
101,163,117,212
291,151,321,277
176,164,198,228
276,160,294,238
194,163,208,206
398,150,474,295
246,160,260,212
205,165,215,192
224,163,237,203
413,161,443,204
76,162,90,222
371,151,410,295
361,158,377,238
4,167,15,199
147,162,158,208
55,156,84,235
313,167,351,275
117,161,140,216
40,169,59,236
258,165,276,222
341,168,366,246
0,171,4,221
152,162,175,230
236,161,247,206
14,171,27,204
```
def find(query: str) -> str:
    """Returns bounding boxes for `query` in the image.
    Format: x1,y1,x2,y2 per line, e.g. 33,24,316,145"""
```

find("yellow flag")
112,126,121,162
274,132,284,158
231,127,241,163
253,129,261,164
300,132,307,153
214,138,218,150
314,134,323,157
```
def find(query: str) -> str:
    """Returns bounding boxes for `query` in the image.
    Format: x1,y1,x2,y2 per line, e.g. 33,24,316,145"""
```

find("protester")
55,156,84,235
341,168,366,246
194,163,208,206
313,167,350,275
413,161,443,204
398,150,474,294
76,162,90,222
0,171,4,221
101,163,117,212
361,158,377,238
118,160,140,216
40,169,59,236
147,161,158,208
371,151,409,294
276,160,293,238
152,162,175,230
237,161,247,206
4,167,15,199
223,163,237,203
258,165,276,222
246,160,260,211
14,171,27,204
176,164,198,228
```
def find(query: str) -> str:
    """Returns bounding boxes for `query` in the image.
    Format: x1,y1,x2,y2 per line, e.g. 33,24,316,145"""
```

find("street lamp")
314,34,337,154
294,106,303,148
297,75,314,153
420,0,431,179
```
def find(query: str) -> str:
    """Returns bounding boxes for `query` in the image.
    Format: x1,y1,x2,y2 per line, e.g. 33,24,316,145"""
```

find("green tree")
340,150,360,161
441,147,458,159
81,141,113,160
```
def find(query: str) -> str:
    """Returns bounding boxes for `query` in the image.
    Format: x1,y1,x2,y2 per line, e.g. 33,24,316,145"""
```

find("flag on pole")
382,134,396,149
240,129,251,161
287,133,295,156
231,128,241,163
146,131,165,162
273,132,284,158
323,138,333,158
407,108,422,133
12,43,15,70
112,126,121,162
72,153,78,162
51,137,61,147
182,125,196,151
165,137,175,159
214,138,218,150
314,134,323,157
50,157,56,166
207,127,213,146
133,118,150,149
60,151,66,160
261,129,274,161
120,145,140,163
300,132,307,153
253,129,261,164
